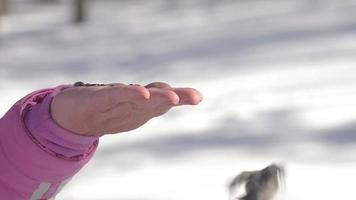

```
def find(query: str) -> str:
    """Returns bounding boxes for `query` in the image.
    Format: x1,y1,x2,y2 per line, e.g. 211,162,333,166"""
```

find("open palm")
50,82,203,136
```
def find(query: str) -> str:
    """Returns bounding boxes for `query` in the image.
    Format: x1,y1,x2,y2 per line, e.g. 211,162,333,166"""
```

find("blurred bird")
228,163,285,200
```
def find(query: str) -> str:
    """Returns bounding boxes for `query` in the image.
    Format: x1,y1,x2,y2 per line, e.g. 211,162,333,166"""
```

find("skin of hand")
50,82,203,136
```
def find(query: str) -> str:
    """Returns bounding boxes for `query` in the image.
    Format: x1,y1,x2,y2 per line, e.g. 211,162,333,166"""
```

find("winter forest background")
1,0,356,199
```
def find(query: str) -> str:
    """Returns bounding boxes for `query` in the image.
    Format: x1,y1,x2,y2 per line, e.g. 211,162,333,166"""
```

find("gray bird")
228,163,285,200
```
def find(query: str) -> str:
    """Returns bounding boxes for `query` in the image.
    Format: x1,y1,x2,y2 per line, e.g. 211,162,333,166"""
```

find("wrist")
50,90,93,136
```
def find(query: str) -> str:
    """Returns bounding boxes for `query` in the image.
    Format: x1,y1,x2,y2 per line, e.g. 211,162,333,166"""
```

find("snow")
1,0,356,199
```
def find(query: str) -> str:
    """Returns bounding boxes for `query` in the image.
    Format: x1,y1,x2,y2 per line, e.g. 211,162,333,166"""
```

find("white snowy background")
1,0,356,199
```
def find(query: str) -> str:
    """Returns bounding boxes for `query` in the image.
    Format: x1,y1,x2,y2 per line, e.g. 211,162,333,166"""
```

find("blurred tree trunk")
36,0,59,3
73,0,86,23
0,0,8,16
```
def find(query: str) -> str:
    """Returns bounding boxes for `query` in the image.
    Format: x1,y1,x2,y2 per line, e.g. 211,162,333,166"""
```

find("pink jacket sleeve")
0,85,100,200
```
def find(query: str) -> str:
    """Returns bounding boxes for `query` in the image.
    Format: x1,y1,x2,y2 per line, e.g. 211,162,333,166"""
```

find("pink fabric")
0,85,100,199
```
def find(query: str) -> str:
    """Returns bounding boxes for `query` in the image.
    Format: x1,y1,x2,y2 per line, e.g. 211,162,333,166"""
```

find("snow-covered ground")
1,0,356,199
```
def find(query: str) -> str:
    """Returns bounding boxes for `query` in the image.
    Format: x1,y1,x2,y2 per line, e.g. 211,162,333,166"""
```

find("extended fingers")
91,82,202,114
108,85,150,103
92,84,150,111
145,82,203,105
171,88,203,105
146,87,180,106
145,82,172,89
105,87,179,123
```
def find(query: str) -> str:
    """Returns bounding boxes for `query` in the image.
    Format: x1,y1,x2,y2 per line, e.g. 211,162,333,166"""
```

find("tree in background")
73,0,86,23
0,0,8,16
36,0,59,3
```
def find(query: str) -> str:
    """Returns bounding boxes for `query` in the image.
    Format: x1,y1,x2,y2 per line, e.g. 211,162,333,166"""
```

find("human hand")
50,82,203,136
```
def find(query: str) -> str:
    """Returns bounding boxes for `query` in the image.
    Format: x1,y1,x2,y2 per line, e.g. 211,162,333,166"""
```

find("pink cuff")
24,85,100,159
